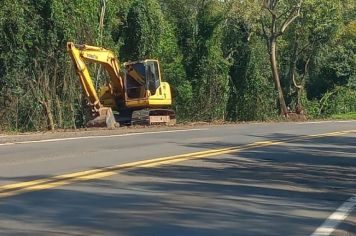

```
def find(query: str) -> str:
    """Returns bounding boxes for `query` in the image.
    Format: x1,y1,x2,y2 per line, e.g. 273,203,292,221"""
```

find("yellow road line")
0,130,355,198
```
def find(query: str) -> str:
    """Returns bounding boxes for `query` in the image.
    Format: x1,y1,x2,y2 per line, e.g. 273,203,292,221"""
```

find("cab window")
146,61,160,95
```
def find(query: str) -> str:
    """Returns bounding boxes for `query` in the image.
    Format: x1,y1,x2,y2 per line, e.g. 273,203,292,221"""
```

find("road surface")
0,121,355,236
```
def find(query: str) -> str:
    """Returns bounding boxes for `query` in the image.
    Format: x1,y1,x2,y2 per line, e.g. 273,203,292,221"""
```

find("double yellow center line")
0,130,355,198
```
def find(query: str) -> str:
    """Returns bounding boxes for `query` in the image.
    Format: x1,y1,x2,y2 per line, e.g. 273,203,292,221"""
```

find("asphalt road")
0,121,355,236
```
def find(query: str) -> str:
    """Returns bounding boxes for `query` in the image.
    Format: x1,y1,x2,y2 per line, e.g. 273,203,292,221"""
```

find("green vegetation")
330,112,356,120
0,0,355,131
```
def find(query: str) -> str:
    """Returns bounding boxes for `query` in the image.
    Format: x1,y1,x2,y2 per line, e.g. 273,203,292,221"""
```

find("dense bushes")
0,0,355,131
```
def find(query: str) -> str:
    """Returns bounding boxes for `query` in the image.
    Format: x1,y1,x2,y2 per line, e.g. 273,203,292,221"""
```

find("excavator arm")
67,42,125,128
67,42,125,109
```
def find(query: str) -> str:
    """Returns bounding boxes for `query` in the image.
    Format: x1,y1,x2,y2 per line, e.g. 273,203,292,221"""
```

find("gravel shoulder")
1,119,355,144
0,123,216,144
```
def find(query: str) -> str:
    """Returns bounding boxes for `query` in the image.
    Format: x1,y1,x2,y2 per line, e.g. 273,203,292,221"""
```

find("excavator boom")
67,42,119,128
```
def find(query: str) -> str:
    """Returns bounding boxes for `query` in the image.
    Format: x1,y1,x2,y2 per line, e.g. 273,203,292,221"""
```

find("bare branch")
272,0,279,9
280,1,302,34
292,72,302,89
261,21,271,53
277,9,290,20
266,7,277,17
281,11,299,33
263,0,278,16
264,0,278,10
224,49,238,62
261,20,269,38
301,58,311,81
263,0,270,9
296,42,311,57
247,32,253,42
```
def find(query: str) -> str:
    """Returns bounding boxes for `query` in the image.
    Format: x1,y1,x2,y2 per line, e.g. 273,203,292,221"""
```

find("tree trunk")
289,39,303,113
70,103,77,130
40,100,55,131
270,39,288,116
56,96,63,129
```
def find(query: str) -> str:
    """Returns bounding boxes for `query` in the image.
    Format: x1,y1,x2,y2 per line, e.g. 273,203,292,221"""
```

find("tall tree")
121,0,163,60
120,0,191,119
283,0,342,113
160,0,231,120
223,0,276,121
261,0,302,116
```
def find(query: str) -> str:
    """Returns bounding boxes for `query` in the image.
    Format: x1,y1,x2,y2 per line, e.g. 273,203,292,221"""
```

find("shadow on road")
0,134,355,236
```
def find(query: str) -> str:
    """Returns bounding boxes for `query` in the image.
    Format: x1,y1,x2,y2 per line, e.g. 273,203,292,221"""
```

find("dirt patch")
284,113,307,122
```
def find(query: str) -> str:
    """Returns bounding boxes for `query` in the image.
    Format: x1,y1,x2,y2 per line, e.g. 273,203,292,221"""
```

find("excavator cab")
122,60,175,125
124,60,160,99
123,60,172,109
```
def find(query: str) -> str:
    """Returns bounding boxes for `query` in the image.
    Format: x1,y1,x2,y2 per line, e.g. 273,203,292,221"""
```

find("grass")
329,112,356,120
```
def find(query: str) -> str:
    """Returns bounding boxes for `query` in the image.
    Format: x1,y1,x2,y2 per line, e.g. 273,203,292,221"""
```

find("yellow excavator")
67,42,175,128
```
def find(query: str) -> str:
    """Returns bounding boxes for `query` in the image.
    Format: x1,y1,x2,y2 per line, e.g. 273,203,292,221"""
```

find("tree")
280,0,342,113
261,0,302,116
120,0,192,119
223,0,277,121
120,0,163,60
0,0,115,131
0,0,354,131
160,0,231,120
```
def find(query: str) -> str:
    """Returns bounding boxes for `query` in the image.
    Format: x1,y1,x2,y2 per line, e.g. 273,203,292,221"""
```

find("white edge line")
298,120,356,125
0,128,209,147
311,194,356,236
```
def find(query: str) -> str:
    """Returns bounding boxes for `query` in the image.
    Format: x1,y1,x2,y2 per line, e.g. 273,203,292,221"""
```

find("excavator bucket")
86,107,117,129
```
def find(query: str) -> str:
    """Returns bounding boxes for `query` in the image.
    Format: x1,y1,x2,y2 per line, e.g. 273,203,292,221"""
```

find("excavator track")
131,109,176,126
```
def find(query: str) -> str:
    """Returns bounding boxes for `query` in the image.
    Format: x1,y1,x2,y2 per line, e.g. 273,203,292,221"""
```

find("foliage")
0,0,121,131
320,87,356,116
0,0,355,132
307,19,355,99
223,1,277,121
158,0,231,120
121,0,163,60
330,112,356,120
119,0,192,119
